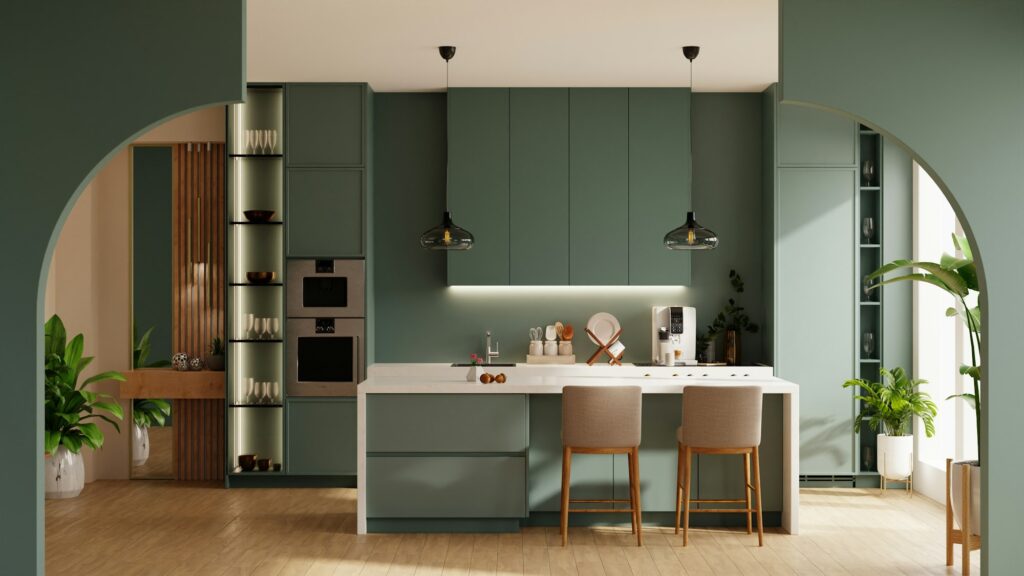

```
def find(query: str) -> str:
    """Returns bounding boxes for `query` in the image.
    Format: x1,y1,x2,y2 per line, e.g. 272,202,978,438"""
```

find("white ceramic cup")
529,340,543,356
558,341,573,356
544,341,558,356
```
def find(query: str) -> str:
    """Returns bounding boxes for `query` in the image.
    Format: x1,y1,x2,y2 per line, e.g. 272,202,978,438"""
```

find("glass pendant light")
664,45,719,251
420,46,475,251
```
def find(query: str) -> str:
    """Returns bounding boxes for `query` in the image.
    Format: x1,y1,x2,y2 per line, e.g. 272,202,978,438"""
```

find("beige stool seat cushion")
562,385,642,448
677,386,763,448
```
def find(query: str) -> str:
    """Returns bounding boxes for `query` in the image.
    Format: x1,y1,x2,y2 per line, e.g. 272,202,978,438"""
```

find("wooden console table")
121,369,225,481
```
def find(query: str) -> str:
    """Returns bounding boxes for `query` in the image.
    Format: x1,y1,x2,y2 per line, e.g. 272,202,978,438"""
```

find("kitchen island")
357,364,799,535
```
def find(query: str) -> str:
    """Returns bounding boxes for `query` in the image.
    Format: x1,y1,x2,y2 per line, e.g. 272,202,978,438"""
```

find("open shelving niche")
227,85,286,477
855,125,883,476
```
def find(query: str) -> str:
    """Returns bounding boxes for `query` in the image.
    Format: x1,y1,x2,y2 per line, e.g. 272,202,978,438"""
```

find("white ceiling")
247,0,778,92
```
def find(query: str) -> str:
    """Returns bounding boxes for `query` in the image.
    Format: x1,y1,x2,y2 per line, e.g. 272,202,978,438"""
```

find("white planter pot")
132,424,150,467
877,434,914,480
466,365,482,382
45,446,84,499
951,461,982,537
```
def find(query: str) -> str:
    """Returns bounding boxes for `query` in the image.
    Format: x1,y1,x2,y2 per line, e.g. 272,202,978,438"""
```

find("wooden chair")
560,385,643,546
946,458,980,575
675,385,764,546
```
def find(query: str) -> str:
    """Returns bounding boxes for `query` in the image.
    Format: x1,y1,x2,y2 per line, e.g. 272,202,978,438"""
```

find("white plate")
586,312,621,345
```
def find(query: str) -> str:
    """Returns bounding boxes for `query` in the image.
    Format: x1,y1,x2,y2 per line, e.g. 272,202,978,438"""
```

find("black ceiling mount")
439,46,456,61
682,45,700,61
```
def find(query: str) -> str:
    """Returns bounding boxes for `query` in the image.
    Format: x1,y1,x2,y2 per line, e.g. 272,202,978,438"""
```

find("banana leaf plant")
843,367,937,437
44,315,125,455
133,398,171,428
866,234,981,463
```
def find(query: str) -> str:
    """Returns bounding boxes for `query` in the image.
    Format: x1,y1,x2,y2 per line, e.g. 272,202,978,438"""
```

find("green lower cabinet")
367,456,526,518
287,168,364,257
287,398,356,475
366,394,528,453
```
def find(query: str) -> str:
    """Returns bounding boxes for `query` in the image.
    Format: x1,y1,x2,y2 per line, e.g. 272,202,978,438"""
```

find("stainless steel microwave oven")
287,317,364,397
287,259,365,318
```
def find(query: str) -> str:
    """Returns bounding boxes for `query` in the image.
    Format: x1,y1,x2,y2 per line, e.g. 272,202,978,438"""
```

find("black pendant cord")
444,55,450,214
688,55,694,207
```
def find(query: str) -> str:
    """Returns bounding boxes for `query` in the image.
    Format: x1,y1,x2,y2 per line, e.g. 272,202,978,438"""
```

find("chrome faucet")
485,331,500,364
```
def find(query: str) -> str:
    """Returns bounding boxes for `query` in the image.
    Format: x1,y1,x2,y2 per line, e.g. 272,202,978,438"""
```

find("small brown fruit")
494,373,507,384
479,373,494,384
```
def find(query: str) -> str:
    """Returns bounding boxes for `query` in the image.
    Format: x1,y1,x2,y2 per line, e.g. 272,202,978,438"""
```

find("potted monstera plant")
844,367,937,482
44,315,125,498
867,234,981,534
132,325,171,466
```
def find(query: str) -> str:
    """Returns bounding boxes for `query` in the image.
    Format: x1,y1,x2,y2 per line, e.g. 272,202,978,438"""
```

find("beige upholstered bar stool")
675,385,764,546
561,385,643,546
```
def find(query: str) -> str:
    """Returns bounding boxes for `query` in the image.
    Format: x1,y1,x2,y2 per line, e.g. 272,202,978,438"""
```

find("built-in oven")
287,317,365,397
287,259,365,318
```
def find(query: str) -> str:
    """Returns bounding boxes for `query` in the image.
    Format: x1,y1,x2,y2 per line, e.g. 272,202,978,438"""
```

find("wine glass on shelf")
862,217,875,243
244,129,252,154
269,130,278,154
862,332,876,358
271,318,280,339
272,381,281,404
862,159,876,186
261,381,271,404
245,313,255,340
262,318,272,340
245,377,256,405
862,275,873,301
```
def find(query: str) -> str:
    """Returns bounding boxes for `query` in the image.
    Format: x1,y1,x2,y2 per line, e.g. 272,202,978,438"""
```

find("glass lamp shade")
419,211,474,251
664,211,719,250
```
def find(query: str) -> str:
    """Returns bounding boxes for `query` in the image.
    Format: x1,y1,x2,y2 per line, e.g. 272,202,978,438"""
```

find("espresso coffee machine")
651,306,697,365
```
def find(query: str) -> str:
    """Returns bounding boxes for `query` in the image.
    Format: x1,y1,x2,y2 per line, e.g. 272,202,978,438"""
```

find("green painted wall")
373,93,765,363
780,1,1024,570
1,3,244,573
132,146,174,364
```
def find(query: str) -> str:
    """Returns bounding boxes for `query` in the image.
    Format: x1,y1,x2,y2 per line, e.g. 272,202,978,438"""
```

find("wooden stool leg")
560,446,571,547
743,452,753,535
675,443,684,535
631,446,642,546
627,451,637,535
683,446,692,546
753,446,764,547
962,463,970,576
946,459,953,567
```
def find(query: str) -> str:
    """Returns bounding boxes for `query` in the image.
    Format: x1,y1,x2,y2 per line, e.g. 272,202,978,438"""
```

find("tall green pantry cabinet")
227,83,371,486
763,84,911,483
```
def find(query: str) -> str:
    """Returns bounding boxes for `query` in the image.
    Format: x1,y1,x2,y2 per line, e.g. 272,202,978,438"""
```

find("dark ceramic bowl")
272,463,282,472
243,210,276,223
257,458,272,472
246,271,276,285
238,454,257,472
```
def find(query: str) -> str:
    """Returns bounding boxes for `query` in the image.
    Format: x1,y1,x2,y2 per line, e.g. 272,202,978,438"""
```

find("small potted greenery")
206,336,225,372
44,315,125,498
704,270,759,364
132,398,171,467
844,367,936,483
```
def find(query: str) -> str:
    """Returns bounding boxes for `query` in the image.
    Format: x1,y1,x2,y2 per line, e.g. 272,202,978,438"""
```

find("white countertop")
360,363,797,395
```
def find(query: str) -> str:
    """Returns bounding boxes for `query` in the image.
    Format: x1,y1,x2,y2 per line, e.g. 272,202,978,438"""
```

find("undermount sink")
451,363,516,367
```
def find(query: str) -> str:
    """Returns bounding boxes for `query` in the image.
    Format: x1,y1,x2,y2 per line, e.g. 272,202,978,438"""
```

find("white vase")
876,434,913,480
951,461,982,536
466,365,481,382
45,446,84,499
132,423,151,467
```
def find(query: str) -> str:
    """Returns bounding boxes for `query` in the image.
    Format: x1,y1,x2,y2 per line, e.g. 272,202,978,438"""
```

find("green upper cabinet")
569,89,629,285
287,168,364,257
286,84,366,167
627,88,691,285
777,104,856,166
509,89,569,285
447,89,510,285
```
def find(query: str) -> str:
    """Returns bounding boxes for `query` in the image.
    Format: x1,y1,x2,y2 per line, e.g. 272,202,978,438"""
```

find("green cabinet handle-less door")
569,89,629,285
287,168,364,257
287,398,357,476
509,89,569,285
286,84,365,167
447,88,510,285
627,88,691,285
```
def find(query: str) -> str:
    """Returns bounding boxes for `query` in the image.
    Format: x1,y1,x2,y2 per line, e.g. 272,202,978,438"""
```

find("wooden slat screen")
171,142,225,481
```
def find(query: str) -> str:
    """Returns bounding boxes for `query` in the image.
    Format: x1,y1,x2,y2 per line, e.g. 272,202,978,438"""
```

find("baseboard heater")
800,474,856,486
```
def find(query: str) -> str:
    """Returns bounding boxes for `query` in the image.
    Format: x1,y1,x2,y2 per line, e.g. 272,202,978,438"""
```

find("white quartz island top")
356,363,800,536
361,363,797,394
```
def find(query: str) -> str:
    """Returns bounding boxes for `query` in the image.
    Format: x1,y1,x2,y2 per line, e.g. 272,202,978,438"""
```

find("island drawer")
366,456,526,518
366,394,528,453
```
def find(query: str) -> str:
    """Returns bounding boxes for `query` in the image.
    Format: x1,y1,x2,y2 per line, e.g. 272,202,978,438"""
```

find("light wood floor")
45,483,979,575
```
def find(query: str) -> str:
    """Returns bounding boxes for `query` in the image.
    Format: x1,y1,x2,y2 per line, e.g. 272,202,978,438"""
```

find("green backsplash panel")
373,93,766,363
